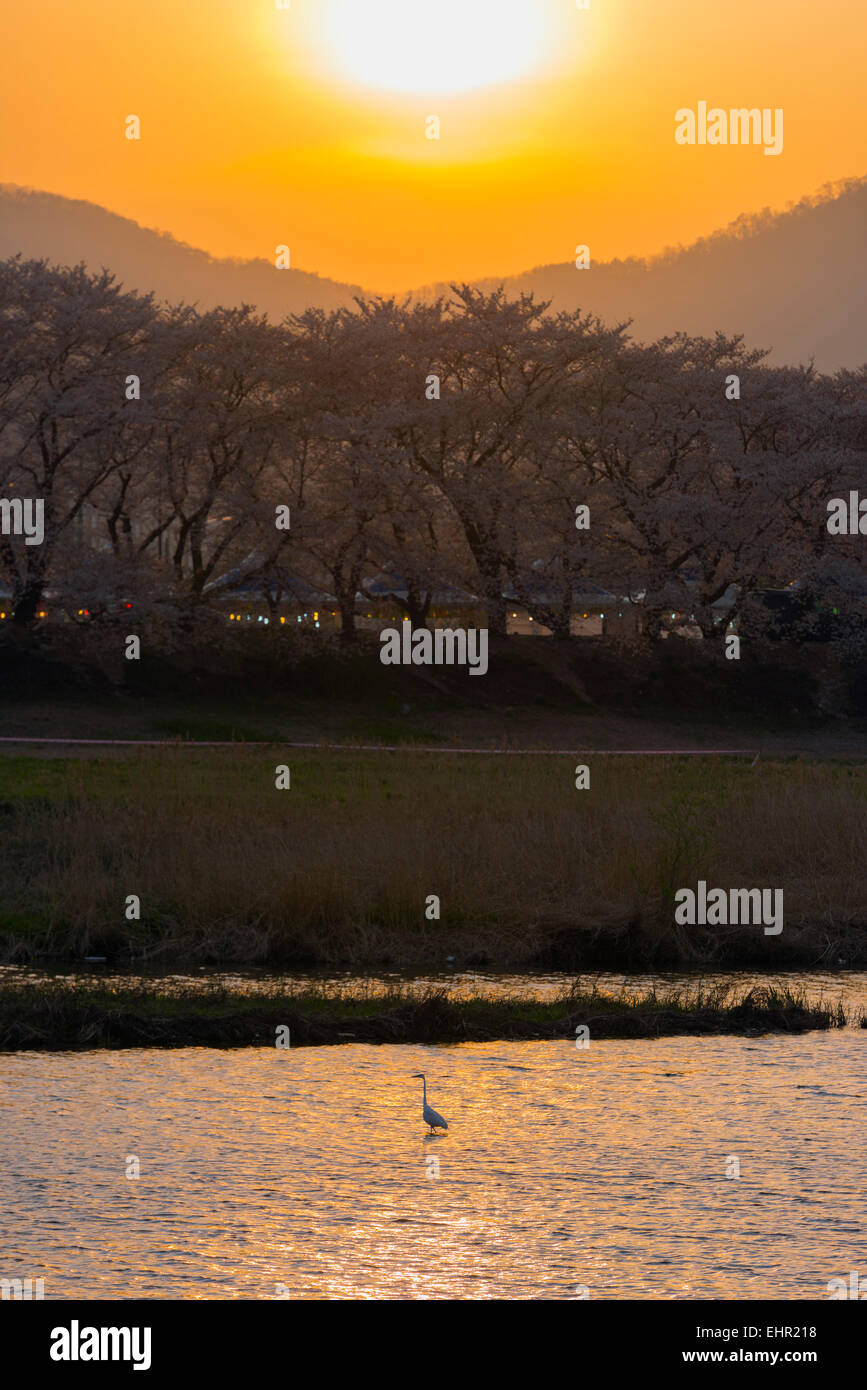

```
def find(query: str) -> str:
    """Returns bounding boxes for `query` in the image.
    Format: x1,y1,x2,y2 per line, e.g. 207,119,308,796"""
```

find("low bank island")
0,979,852,1051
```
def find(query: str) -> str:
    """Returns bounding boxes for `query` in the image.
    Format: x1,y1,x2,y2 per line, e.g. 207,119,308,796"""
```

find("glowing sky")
2,0,864,289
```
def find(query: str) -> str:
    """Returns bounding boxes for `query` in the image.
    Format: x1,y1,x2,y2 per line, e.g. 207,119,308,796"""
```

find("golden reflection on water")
1,1032,865,1299
2,966,866,1013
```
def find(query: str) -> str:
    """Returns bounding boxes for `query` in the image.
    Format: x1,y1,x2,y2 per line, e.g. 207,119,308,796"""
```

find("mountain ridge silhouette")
1,178,864,368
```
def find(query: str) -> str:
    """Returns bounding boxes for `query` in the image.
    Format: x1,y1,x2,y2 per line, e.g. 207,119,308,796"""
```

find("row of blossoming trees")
1,255,865,644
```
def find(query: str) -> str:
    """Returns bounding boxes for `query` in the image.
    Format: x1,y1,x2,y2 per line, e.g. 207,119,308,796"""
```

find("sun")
317,0,550,95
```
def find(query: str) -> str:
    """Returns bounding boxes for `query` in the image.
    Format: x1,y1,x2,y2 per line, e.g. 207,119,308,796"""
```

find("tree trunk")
401,585,431,631
462,520,507,637
12,569,47,625
337,589,357,643
544,590,573,639
482,583,507,638
265,586,280,632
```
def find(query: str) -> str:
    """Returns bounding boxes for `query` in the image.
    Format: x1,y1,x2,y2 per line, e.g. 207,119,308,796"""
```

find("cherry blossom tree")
0,257,157,623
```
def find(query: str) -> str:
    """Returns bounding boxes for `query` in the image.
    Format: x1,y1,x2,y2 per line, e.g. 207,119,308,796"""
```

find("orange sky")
2,0,865,290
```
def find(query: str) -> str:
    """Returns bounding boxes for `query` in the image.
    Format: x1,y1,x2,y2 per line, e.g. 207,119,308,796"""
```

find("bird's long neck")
421,1077,427,1104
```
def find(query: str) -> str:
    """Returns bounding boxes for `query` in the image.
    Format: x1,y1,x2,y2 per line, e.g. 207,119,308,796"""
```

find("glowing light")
317,0,549,95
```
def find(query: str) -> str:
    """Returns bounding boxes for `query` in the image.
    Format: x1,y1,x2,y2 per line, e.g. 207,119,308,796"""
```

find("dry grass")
0,977,848,1050
1,750,865,967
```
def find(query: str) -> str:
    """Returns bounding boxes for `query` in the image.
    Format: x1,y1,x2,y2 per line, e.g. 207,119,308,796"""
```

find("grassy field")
0,978,851,1050
1,749,865,969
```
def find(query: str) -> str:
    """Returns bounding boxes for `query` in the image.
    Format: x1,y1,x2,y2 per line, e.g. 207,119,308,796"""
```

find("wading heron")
411,1072,448,1134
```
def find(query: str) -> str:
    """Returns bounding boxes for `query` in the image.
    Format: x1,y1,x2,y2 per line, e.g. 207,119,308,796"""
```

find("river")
1,992,864,1298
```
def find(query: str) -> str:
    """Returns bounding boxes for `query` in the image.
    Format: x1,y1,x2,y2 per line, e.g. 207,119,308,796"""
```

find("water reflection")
1,1032,864,1299
2,964,866,1018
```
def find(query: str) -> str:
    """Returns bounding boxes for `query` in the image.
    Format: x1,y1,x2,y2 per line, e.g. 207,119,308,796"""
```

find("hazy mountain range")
1,178,864,369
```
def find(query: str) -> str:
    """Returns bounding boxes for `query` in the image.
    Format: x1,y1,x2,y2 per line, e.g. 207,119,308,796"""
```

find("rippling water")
1,1032,864,1299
